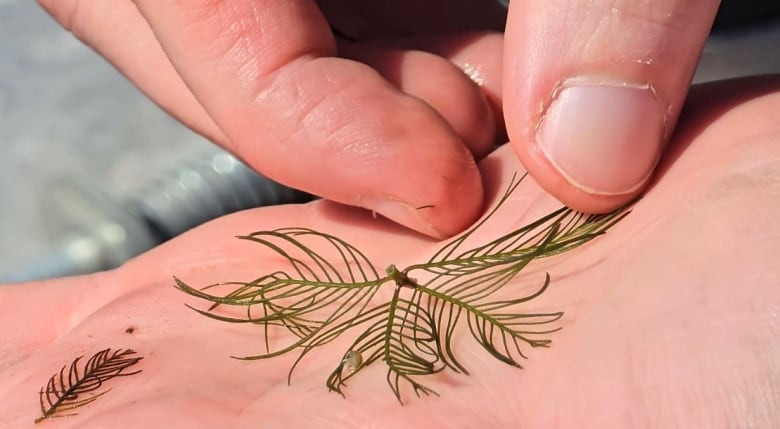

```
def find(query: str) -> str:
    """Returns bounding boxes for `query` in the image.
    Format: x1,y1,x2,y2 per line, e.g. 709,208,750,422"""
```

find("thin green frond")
173,227,389,362
175,172,636,403
35,349,143,424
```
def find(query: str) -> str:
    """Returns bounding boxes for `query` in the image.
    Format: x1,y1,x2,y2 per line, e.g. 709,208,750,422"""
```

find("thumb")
504,0,720,213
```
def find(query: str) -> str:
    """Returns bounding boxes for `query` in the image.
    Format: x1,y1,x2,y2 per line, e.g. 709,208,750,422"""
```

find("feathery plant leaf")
35,348,143,424
175,173,634,402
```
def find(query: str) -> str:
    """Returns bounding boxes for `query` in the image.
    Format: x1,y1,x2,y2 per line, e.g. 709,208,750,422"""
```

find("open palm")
2,77,779,428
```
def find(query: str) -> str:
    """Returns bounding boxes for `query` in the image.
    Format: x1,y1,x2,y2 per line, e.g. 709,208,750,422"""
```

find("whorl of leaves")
176,173,632,402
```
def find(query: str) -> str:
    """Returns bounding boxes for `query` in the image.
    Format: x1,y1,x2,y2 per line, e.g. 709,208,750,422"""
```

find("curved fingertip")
359,195,446,239
358,155,485,239
510,78,667,213
350,31,507,147
340,44,496,158
522,78,665,212
515,138,644,213
505,0,719,213
402,32,507,144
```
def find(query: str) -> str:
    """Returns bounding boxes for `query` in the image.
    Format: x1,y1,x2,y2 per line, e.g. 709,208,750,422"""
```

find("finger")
338,42,496,158
504,0,720,213
134,0,484,238
37,0,226,145
357,31,507,145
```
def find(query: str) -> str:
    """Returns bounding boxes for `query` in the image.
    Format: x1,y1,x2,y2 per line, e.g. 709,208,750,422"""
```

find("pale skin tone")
1,77,780,427
6,0,777,426
36,0,722,237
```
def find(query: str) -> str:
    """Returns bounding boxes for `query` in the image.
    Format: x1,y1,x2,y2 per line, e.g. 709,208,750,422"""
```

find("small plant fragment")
175,173,633,403
341,351,363,374
35,348,143,424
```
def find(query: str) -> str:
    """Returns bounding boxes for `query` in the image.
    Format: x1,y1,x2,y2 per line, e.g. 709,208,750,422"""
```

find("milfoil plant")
174,173,633,403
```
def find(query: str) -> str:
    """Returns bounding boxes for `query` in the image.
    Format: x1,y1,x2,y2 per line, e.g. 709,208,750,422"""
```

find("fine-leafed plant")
35,348,143,424
175,173,632,402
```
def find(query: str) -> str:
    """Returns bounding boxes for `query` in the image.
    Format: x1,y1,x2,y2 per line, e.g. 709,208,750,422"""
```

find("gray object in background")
2,1,780,282
0,1,216,277
0,2,311,282
1,148,310,283
132,148,310,242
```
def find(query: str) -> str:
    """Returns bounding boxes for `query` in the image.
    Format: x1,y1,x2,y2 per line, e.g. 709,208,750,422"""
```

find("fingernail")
537,80,666,195
359,195,444,239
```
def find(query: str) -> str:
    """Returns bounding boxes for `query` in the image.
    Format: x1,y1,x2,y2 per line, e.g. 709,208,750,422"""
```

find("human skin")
1,76,779,428
36,0,720,237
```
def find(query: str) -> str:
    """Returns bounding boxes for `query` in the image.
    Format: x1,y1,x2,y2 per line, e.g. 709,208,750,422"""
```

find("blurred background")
1,0,780,282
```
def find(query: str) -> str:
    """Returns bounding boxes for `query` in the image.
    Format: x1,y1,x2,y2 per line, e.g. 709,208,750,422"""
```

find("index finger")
131,0,484,237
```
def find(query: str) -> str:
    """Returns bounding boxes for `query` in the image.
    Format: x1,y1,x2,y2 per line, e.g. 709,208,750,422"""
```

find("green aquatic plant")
35,348,143,424
175,174,632,402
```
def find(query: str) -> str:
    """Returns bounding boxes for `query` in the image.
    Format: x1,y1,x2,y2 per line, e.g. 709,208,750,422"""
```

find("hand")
37,0,720,237
2,76,779,427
